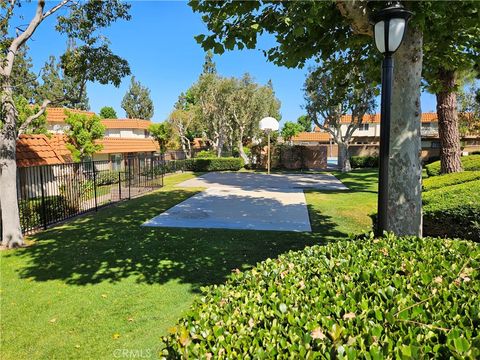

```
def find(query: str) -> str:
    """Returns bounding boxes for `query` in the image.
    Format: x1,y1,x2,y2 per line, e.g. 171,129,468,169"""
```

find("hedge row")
423,180,480,241
187,157,244,172
163,157,244,173
422,171,480,192
162,234,480,359
426,155,480,177
350,156,379,168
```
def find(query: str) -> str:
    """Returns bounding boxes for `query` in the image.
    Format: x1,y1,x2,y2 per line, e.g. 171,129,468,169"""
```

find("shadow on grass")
6,188,346,291
332,169,378,193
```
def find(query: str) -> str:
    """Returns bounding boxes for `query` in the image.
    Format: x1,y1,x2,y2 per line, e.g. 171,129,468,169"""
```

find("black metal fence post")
128,158,131,199
118,172,122,199
39,166,47,230
92,162,98,211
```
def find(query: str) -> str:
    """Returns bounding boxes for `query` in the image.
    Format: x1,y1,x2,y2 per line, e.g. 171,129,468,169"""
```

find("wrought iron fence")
12,156,185,235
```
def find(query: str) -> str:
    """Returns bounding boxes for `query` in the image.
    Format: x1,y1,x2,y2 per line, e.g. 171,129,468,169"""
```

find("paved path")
143,172,347,232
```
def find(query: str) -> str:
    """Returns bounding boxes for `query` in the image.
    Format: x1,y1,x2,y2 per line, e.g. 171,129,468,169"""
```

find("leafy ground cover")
0,170,377,359
163,234,479,358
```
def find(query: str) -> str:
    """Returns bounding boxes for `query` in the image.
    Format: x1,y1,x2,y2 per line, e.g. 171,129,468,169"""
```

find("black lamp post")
372,4,412,235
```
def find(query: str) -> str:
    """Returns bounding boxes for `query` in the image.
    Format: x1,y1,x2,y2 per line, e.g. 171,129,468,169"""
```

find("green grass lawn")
0,170,378,359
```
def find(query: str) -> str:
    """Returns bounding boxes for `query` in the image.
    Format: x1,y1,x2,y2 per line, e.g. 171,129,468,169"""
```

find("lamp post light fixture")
372,3,412,235
259,117,279,174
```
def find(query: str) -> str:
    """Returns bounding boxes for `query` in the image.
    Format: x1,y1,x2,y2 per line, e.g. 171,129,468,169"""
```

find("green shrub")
196,150,217,159
95,171,119,185
162,234,480,359
423,180,480,241
19,195,75,229
350,155,379,168
425,155,480,177
422,171,480,191
186,157,244,172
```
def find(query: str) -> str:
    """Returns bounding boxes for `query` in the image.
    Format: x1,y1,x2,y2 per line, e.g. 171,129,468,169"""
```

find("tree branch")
42,0,71,20
336,0,372,36
3,0,71,78
17,98,50,137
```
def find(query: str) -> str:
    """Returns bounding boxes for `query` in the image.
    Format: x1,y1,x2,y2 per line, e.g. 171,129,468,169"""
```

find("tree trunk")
237,126,249,164
217,130,224,157
387,26,423,237
0,88,24,248
436,69,462,174
337,141,351,172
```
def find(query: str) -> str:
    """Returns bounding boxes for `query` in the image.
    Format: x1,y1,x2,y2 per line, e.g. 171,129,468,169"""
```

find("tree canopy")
149,122,172,154
37,55,90,110
99,106,118,119
297,115,312,132
281,121,303,143
121,76,154,120
64,112,105,162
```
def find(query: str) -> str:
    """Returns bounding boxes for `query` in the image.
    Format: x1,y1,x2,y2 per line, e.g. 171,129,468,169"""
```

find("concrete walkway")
143,172,347,232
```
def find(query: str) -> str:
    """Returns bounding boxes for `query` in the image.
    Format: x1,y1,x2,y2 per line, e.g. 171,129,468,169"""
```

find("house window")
110,154,123,171
431,141,441,149
358,124,369,131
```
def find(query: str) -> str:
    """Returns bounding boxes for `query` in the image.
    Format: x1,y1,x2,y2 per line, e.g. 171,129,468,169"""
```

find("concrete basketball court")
143,172,347,232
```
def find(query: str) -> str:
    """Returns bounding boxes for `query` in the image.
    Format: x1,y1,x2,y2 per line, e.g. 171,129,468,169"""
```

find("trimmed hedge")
162,234,480,358
426,155,480,177
186,157,244,172
423,180,480,241
196,150,217,159
350,155,379,168
422,171,480,192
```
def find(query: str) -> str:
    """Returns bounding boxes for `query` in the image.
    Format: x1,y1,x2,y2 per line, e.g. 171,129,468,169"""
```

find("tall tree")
10,44,38,101
99,106,117,119
228,74,281,162
297,115,312,132
281,121,303,144
37,55,90,110
202,50,217,74
0,0,131,248
188,0,424,235
64,111,105,162
422,2,480,174
121,76,154,119
304,58,376,172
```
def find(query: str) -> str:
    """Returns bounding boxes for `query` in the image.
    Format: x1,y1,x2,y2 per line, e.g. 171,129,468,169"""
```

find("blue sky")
17,1,437,124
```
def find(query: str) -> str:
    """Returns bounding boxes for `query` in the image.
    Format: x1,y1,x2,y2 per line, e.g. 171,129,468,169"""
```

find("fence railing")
12,156,186,235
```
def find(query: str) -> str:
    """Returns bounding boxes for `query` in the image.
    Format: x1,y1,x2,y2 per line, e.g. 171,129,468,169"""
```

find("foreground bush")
423,180,480,241
426,155,480,177
422,171,480,191
162,234,480,359
350,155,379,168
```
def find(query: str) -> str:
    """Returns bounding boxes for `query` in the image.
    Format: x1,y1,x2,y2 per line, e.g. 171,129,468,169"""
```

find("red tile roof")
292,132,332,142
45,107,95,123
101,119,153,130
16,134,72,167
313,112,438,131
95,138,159,154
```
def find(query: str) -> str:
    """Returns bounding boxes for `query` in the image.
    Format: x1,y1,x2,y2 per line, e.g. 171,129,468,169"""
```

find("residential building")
17,107,160,168
292,112,480,160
